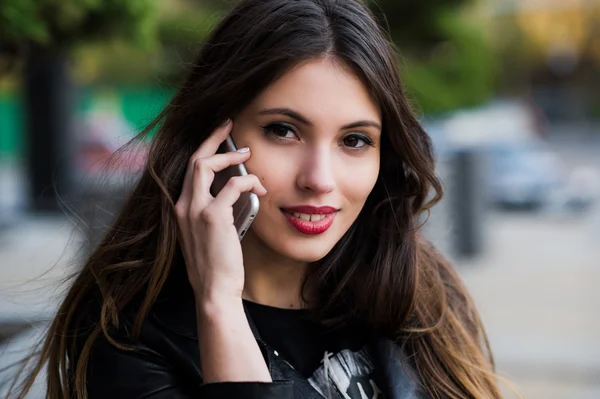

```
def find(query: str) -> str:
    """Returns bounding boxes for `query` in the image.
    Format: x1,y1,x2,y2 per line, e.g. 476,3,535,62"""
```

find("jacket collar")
369,339,427,399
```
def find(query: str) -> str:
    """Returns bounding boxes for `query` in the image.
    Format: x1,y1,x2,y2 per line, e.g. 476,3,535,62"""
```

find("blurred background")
1,0,599,397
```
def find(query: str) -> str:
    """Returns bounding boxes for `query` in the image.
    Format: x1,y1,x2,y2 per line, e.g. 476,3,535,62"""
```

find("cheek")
243,146,292,193
341,160,379,207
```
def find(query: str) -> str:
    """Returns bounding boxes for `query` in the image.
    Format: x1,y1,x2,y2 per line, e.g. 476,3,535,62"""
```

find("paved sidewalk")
0,216,79,325
455,211,600,399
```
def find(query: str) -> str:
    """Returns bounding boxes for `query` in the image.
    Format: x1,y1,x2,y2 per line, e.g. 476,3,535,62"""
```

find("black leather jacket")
77,267,428,399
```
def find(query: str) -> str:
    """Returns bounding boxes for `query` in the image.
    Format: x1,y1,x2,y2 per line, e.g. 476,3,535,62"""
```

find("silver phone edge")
236,192,260,241
223,135,257,241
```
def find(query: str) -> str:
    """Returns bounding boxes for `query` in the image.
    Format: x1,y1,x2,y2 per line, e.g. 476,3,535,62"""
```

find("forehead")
247,57,381,123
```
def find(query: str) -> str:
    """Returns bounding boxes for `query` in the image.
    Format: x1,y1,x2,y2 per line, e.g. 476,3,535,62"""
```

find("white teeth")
299,213,311,221
288,212,327,222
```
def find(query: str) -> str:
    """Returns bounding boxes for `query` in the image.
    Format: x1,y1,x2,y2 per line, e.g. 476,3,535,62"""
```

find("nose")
296,147,336,194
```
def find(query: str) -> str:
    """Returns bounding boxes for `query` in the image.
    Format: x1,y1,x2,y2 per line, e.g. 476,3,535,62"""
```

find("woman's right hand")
174,120,267,305
175,120,272,383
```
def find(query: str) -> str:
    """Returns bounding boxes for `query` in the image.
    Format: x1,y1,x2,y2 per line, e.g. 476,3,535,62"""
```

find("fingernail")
237,147,250,153
221,118,232,126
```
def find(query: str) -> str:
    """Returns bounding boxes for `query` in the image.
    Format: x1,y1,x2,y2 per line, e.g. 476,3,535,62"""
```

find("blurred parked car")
423,104,597,213
487,140,565,209
488,140,596,211
441,98,546,146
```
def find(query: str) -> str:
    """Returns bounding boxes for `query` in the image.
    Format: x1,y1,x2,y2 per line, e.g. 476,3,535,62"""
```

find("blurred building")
484,0,600,121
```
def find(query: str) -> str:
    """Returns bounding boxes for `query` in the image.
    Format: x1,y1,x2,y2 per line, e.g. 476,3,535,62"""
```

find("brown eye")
342,134,373,149
262,123,297,139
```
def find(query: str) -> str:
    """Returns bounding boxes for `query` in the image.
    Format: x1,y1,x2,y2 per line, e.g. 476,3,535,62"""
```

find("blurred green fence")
0,86,173,158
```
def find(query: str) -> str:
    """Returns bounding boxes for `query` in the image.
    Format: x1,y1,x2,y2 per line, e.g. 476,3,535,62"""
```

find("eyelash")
344,133,375,149
261,122,296,139
261,122,375,149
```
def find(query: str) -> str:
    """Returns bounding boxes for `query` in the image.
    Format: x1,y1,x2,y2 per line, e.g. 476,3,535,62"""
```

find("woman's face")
231,57,381,264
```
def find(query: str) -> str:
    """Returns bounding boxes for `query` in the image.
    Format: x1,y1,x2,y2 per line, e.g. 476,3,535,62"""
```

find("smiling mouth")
283,211,328,222
280,208,338,235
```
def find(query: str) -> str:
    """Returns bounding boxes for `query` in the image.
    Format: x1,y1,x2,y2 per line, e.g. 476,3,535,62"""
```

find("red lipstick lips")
281,205,338,235
284,206,337,215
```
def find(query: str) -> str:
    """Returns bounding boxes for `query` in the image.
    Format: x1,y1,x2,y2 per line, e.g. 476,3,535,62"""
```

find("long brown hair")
8,0,504,398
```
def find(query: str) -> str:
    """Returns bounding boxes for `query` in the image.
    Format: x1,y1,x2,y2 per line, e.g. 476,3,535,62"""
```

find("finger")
178,121,233,210
211,175,267,210
201,149,252,175
190,150,253,210
193,119,233,159
176,161,196,215
179,120,233,207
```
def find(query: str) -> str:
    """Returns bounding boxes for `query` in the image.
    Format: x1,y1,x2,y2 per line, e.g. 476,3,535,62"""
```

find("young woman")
11,0,503,398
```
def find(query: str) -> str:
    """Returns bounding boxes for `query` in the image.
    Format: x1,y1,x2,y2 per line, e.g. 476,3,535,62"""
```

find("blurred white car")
488,140,595,211
488,141,564,208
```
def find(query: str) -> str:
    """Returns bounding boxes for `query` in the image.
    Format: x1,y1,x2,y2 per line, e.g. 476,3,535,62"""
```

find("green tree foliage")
370,0,470,49
0,0,496,114
0,0,158,61
400,12,496,114
370,0,495,114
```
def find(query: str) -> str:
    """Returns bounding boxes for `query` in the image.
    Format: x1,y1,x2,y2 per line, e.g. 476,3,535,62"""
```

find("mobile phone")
210,135,260,241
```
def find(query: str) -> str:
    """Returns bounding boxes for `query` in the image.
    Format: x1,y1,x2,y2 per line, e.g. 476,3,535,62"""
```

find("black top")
73,261,428,399
243,300,388,398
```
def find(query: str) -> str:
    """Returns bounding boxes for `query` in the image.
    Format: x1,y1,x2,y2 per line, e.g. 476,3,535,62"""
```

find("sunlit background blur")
1,0,599,397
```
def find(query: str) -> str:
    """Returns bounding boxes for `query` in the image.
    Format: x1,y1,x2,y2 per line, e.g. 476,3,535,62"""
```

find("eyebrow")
257,107,381,131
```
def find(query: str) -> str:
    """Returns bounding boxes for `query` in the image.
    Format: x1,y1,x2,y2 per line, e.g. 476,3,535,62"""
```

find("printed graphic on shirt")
308,347,385,399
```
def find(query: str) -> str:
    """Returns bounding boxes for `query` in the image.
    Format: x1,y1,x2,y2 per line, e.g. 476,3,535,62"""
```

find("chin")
276,239,335,263
250,225,341,264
